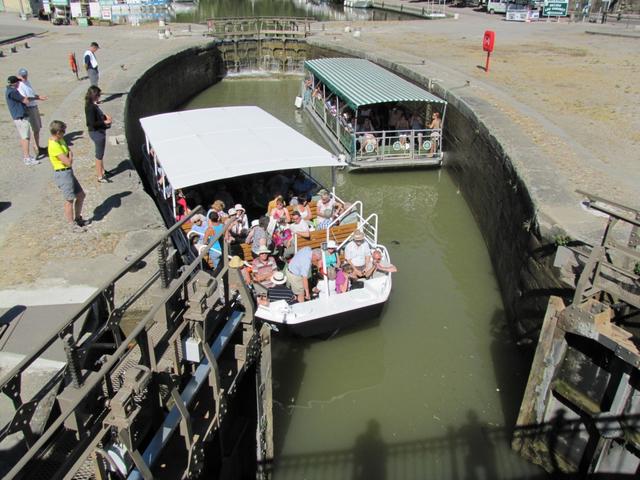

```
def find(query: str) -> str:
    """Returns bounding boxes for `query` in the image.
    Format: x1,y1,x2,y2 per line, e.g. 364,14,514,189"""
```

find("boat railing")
353,128,443,163
359,213,379,247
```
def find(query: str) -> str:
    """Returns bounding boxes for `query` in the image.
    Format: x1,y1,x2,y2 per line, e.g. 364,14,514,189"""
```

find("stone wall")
384,61,567,340
125,42,225,176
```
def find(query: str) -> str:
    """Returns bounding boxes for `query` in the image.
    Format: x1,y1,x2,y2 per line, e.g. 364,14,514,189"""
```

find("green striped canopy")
304,58,446,110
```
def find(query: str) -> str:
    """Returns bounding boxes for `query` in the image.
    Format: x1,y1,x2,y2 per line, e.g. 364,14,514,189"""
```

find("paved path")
0,15,208,316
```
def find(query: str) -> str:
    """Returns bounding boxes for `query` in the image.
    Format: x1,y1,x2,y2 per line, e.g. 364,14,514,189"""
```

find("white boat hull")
255,274,392,337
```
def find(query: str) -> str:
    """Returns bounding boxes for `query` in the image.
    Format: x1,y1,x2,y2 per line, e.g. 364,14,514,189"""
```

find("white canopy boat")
139,106,393,337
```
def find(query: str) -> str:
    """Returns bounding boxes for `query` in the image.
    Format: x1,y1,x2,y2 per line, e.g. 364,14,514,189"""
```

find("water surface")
184,76,545,479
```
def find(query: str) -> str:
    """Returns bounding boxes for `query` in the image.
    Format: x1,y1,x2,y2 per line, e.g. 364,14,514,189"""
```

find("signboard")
101,5,112,19
542,0,568,16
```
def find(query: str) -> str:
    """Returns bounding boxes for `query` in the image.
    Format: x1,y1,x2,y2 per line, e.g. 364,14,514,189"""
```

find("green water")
184,77,544,479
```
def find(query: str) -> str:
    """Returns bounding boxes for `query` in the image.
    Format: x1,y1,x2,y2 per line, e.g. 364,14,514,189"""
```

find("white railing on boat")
353,128,443,163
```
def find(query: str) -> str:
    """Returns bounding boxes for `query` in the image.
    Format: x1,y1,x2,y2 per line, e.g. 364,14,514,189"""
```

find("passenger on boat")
358,118,379,154
203,211,225,268
189,213,208,240
316,189,335,217
428,112,442,157
286,247,322,303
396,112,411,150
410,113,424,151
316,208,333,230
324,240,339,269
251,245,278,292
314,267,337,299
264,271,297,305
207,199,226,222
272,217,292,259
336,263,352,293
270,195,290,226
289,211,311,240
366,249,397,277
344,230,372,279
292,194,312,222
246,216,271,256
233,203,249,231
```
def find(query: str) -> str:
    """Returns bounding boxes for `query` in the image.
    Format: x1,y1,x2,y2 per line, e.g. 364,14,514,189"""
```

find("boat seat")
238,223,358,263
296,223,358,250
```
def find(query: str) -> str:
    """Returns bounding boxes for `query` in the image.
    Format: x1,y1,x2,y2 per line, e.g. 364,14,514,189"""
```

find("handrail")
3,220,232,480
0,206,203,393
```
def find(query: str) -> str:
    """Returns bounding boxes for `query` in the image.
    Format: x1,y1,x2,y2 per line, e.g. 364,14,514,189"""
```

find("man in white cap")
17,68,48,158
344,230,371,278
264,271,297,305
5,75,37,166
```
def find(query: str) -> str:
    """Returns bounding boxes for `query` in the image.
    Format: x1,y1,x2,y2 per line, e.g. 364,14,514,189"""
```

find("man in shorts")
47,120,88,231
17,68,48,158
285,247,322,303
5,76,38,166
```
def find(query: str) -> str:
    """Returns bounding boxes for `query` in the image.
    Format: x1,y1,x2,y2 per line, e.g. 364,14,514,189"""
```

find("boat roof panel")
304,58,446,110
140,106,343,190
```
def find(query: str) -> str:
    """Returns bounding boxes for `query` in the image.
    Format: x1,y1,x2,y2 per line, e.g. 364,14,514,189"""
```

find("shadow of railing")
266,412,640,480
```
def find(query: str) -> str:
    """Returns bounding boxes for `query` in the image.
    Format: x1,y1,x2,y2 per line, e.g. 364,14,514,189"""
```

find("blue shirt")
288,247,313,277
5,87,26,120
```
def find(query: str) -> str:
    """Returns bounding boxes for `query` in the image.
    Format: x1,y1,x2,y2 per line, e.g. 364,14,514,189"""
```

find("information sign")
542,1,568,16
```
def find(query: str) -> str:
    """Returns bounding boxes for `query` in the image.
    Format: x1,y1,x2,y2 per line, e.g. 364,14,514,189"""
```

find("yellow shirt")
48,138,69,171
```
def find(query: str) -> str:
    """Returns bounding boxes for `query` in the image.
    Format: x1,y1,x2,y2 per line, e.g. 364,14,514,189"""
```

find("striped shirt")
268,285,297,305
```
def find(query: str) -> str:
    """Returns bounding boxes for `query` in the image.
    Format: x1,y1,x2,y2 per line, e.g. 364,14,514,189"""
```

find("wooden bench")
296,222,358,250
238,222,358,262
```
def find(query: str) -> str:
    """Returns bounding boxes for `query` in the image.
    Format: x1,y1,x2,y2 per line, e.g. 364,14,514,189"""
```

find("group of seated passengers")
185,187,346,267
246,231,397,307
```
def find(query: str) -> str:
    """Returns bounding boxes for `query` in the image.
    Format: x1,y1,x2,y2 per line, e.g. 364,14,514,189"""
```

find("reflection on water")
171,0,416,23
184,76,544,479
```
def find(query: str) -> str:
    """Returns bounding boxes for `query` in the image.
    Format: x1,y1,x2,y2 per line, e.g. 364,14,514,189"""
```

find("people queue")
4,42,112,232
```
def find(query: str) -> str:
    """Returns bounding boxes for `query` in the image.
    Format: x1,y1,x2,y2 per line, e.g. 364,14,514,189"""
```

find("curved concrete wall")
124,41,561,341
125,42,225,175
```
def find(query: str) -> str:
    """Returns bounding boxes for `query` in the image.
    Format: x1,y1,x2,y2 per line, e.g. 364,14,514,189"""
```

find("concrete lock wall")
125,43,562,341
125,42,225,179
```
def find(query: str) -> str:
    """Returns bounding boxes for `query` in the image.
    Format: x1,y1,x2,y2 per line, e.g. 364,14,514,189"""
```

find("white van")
486,0,508,13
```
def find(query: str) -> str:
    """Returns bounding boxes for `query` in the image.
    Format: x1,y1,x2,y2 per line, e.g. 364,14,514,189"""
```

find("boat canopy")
304,58,446,110
140,106,343,190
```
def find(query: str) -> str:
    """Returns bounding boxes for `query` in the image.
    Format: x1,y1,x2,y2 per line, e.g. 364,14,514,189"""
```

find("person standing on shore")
47,120,88,230
5,76,39,166
83,42,100,87
85,86,112,183
17,68,48,159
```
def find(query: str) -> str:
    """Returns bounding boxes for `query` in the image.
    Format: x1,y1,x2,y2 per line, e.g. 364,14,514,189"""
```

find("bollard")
24,42,30,49
0,51,4,57
11,46,17,53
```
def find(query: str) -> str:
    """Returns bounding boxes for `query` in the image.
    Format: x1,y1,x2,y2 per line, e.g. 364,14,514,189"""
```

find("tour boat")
298,57,448,170
140,106,393,337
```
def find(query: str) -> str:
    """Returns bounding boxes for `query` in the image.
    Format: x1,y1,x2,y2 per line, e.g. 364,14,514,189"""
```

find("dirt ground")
316,11,640,205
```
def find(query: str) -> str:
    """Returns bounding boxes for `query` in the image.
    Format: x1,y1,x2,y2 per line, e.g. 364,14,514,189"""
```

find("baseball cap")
7,76,20,85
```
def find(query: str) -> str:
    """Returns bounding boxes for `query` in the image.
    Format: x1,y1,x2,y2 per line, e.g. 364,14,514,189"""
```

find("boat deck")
348,154,443,170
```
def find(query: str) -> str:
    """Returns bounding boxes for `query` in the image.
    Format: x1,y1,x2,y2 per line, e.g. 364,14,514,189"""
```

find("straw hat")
353,230,365,241
256,245,271,255
229,256,244,268
326,240,337,249
271,271,287,285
